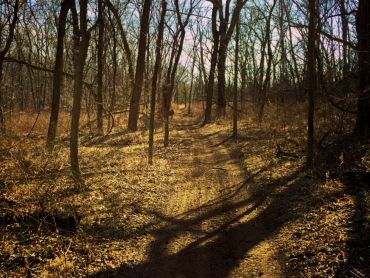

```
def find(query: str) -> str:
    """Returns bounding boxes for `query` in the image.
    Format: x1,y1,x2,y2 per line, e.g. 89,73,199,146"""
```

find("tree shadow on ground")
311,134,370,277
82,124,259,242
333,137,370,277
87,161,347,278
337,172,370,277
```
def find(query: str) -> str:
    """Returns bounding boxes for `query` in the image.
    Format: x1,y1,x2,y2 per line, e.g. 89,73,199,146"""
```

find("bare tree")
46,0,73,150
105,0,134,83
148,0,167,165
257,0,277,123
0,0,20,132
96,0,105,134
127,0,152,131
216,0,247,117
233,13,240,139
162,0,196,147
204,1,219,125
70,0,92,183
306,0,317,167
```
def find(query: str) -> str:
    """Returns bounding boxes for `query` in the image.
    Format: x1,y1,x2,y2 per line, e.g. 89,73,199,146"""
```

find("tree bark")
70,0,90,183
188,47,196,115
127,0,152,131
306,0,317,167
46,0,73,150
0,0,20,133
104,0,134,82
339,0,349,78
96,0,104,134
148,0,167,165
216,0,247,117
204,3,219,125
162,0,193,147
257,0,277,123
233,15,239,139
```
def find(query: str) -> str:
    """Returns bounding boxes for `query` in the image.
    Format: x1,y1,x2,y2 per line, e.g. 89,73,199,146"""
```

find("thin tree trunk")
163,0,193,147
240,53,247,111
70,0,90,183
204,3,219,125
306,0,317,167
339,0,349,78
127,0,152,131
188,47,196,115
108,16,117,132
233,16,239,139
0,0,20,133
163,29,186,147
257,0,277,123
105,0,134,82
216,0,247,117
96,0,104,134
46,0,73,150
148,0,167,165
217,41,227,116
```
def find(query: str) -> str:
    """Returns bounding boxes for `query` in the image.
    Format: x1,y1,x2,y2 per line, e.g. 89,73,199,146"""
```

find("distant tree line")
0,0,368,182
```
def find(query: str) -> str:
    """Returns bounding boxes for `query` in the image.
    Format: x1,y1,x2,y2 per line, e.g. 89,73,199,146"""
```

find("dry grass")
0,101,368,277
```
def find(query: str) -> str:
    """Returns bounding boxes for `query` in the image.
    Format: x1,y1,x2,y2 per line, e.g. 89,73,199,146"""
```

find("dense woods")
0,0,369,277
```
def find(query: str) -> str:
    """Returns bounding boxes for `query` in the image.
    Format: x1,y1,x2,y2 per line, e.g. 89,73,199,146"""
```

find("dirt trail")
2,110,367,277
125,117,283,278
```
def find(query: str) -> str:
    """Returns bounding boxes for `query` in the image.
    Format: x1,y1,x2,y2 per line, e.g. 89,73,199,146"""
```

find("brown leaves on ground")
0,104,369,277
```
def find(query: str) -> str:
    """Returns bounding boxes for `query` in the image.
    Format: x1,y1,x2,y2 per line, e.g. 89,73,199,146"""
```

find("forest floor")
0,105,369,277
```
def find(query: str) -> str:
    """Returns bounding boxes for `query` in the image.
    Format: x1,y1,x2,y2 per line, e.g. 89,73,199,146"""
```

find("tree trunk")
240,53,247,111
0,0,20,133
148,0,167,165
257,0,277,123
70,0,90,183
306,0,317,167
127,0,152,131
354,0,370,135
46,0,73,150
216,0,247,117
339,0,349,78
204,3,219,125
162,0,193,147
233,16,239,139
217,41,227,116
188,47,196,115
163,29,186,147
96,0,104,134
